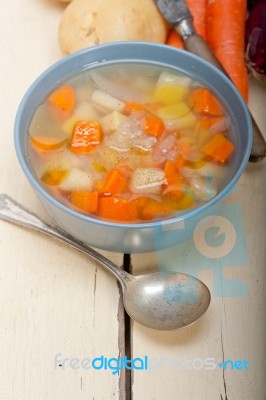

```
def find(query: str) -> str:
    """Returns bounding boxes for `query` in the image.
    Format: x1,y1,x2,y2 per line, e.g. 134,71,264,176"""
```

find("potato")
59,167,94,191
59,0,168,54
130,167,165,194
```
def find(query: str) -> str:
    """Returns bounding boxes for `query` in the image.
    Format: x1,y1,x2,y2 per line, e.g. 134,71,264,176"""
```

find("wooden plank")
0,1,125,399
130,78,266,399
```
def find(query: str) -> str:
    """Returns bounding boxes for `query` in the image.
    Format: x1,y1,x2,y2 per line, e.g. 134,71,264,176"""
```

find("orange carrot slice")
31,135,67,151
143,115,165,138
98,197,138,222
70,120,103,154
202,133,235,163
164,160,177,186
187,88,224,116
71,191,98,214
164,160,186,199
48,85,75,112
99,169,128,195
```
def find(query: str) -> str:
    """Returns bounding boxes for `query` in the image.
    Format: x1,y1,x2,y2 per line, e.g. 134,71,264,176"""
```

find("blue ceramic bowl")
14,42,252,253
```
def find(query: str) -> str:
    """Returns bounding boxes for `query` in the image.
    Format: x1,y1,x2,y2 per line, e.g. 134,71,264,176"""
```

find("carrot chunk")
41,168,67,186
164,160,186,199
98,197,138,222
48,85,75,112
202,133,235,163
99,169,128,195
164,160,178,186
124,101,144,115
70,120,103,154
187,88,224,116
134,197,172,220
71,191,98,214
143,115,165,138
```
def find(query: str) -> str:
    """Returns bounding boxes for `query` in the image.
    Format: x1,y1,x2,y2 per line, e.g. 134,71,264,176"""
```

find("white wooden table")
0,1,265,399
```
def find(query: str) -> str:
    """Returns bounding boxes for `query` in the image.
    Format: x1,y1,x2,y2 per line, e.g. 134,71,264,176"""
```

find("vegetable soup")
28,63,235,223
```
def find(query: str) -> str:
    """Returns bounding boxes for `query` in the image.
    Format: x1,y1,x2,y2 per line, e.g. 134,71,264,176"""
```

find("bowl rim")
14,41,253,229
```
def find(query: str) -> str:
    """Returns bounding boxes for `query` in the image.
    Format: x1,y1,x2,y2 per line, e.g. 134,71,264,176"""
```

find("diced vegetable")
187,88,224,116
143,115,165,138
189,176,218,201
63,102,100,135
91,90,125,112
99,169,128,195
197,116,230,132
164,160,186,199
124,101,144,115
31,135,67,151
98,197,138,222
173,191,195,210
157,71,192,87
164,112,197,130
164,160,178,186
130,167,165,194
71,191,98,213
157,103,191,120
70,120,103,153
59,167,94,191
41,168,67,186
153,72,191,105
101,111,128,133
48,85,75,112
134,197,172,220
202,133,235,163
29,104,68,148
153,83,188,105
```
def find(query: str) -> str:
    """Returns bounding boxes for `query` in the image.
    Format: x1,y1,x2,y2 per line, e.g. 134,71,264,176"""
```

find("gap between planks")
118,254,132,400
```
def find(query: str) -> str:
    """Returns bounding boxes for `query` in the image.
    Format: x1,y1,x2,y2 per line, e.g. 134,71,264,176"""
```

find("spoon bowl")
123,272,210,330
0,194,211,331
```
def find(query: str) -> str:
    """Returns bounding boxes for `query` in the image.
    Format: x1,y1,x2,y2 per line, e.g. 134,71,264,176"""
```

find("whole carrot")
207,0,248,102
166,0,207,48
166,29,184,49
186,0,208,39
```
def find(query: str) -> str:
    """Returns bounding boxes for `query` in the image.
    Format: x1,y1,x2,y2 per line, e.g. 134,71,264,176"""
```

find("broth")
28,63,234,223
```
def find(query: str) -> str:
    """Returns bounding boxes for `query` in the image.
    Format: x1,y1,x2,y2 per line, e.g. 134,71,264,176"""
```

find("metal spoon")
0,194,211,331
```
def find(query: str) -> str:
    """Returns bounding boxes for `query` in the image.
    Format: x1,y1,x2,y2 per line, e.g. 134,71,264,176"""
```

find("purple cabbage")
245,0,266,80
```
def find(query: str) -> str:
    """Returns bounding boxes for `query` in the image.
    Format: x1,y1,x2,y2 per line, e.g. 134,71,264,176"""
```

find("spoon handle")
0,194,130,286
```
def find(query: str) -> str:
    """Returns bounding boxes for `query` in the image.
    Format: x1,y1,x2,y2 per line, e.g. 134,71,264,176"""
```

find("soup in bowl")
14,42,252,253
